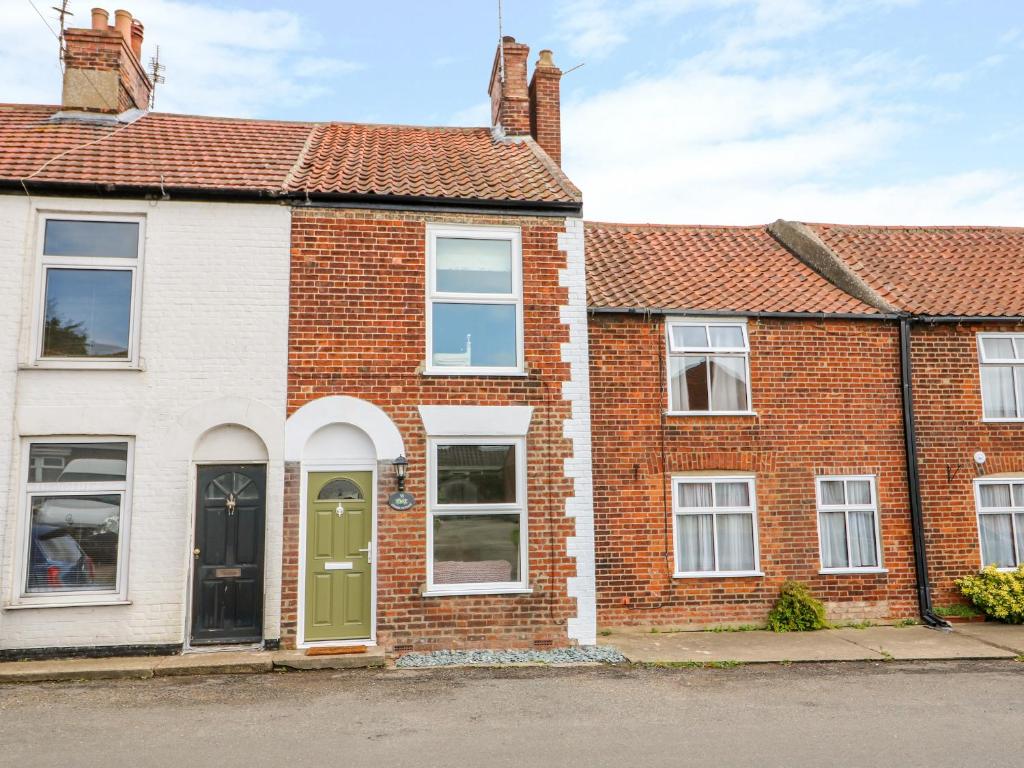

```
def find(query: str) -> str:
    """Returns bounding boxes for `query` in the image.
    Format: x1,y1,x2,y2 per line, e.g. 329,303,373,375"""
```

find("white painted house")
0,10,295,655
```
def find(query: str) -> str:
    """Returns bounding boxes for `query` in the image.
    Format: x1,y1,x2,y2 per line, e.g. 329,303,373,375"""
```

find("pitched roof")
585,221,881,315
0,104,580,206
804,223,1024,317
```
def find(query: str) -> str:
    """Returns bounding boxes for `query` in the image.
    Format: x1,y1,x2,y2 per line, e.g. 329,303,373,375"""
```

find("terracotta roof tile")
290,122,579,203
0,104,580,205
585,221,880,315
807,223,1024,317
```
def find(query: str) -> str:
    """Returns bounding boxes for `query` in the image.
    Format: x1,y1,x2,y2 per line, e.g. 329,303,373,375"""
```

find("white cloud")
557,0,1019,225
0,1,362,117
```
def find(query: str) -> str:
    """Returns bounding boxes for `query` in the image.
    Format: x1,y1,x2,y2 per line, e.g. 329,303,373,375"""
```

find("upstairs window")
666,320,751,413
426,226,523,375
975,479,1024,569
34,216,143,366
979,334,1024,420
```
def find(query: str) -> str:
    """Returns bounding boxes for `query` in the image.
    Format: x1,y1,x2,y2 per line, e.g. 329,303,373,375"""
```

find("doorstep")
0,647,384,684
600,625,1021,664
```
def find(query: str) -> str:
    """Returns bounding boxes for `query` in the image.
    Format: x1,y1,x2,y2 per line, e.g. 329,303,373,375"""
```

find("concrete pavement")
602,623,1024,664
2,662,1023,767
0,647,384,683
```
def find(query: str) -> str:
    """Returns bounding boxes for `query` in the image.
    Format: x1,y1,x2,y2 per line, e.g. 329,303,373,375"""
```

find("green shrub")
956,565,1024,624
766,581,828,632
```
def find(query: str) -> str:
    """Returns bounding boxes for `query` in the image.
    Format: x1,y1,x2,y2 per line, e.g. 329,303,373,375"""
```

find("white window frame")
973,477,1024,571
424,436,530,596
30,213,145,370
665,318,754,415
10,436,135,608
425,224,524,376
815,475,886,575
671,475,762,578
978,333,1024,422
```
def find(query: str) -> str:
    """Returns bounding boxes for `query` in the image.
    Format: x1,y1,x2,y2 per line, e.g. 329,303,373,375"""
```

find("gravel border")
395,646,626,668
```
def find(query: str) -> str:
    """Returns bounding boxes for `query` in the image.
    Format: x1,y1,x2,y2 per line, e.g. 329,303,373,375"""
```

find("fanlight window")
317,478,364,501
205,472,259,503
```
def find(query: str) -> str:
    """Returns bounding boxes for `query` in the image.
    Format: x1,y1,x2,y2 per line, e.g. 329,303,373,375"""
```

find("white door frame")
296,459,378,648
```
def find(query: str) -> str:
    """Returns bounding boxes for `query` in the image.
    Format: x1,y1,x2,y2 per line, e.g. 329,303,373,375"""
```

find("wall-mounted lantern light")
392,454,408,492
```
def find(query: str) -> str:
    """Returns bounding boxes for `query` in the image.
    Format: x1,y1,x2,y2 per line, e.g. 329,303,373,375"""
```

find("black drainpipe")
899,318,950,629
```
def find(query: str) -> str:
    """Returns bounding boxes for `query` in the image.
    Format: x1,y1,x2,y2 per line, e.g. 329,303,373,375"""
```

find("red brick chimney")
528,49,562,165
61,7,152,114
488,36,531,136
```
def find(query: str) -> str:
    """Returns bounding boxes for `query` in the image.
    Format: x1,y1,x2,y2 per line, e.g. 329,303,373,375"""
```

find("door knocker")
336,503,345,517
225,493,237,515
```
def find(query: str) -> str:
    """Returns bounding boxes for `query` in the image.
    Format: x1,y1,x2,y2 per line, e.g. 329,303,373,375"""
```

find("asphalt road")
2,660,1023,767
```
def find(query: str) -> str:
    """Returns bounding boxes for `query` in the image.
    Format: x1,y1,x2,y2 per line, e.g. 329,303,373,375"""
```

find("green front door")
304,471,373,641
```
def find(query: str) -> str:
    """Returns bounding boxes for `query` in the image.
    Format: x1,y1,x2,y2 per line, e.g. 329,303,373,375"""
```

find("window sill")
673,571,764,579
665,411,758,417
422,368,527,378
21,361,143,372
819,568,888,576
982,418,1024,424
4,598,131,610
422,587,533,597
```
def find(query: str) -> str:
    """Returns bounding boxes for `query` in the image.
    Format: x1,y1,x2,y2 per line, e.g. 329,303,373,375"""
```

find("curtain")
717,513,754,571
1016,514,1024,567
820,510,848,568
979,514,1015,568
678,514,714,572
679,482,713,508
847,480,871,505
979,483,1012,508
848,510,878,567
981,366,1016,418
716,481,750,507
820,480,845,505
709,356,748,411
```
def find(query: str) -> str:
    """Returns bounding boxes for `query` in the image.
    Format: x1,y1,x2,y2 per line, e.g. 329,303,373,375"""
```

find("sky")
3,0,1023,225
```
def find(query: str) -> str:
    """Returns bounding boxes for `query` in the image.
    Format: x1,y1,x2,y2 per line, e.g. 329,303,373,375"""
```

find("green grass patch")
639,659,744,669
708,623,765,633
598,629,613,637
832,620,877,630
933,603,982,618
892,618,919,628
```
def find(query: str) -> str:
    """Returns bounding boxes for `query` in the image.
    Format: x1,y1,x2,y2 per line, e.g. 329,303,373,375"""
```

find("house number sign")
388,491,415,511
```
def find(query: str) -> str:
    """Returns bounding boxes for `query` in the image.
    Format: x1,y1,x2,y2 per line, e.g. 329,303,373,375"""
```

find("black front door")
191,464,266,645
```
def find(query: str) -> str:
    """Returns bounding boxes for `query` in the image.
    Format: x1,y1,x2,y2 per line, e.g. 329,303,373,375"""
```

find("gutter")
899,318,950,630
915,315,1024,324
1,179,583,218
587,306,900,321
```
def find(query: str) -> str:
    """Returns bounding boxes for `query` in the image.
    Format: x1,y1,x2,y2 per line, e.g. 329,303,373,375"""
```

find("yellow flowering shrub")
956,565,1024,624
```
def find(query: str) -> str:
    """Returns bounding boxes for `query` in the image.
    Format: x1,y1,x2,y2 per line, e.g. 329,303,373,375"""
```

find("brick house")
0,11,595,656
771,223,1024,611
585,223,921,627
279,38,596,652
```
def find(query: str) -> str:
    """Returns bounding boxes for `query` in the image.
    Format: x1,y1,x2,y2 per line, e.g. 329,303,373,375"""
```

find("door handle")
193,548,201,559
358,543,372,563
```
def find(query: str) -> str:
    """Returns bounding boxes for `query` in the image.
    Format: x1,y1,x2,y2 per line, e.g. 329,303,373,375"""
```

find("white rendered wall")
0,195,290,652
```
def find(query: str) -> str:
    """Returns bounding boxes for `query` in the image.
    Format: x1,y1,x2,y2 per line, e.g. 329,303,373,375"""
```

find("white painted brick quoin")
558,217,597,646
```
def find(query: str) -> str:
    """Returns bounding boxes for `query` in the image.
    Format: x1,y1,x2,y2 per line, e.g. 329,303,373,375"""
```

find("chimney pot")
130,20,144,60
537,49,555,68
91,7,109,30
114,9,133,45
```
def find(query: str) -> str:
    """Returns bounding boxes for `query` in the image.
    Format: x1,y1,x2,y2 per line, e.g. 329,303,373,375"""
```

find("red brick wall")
285,207,578,652
910,322,1024,606
589,313,919,627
